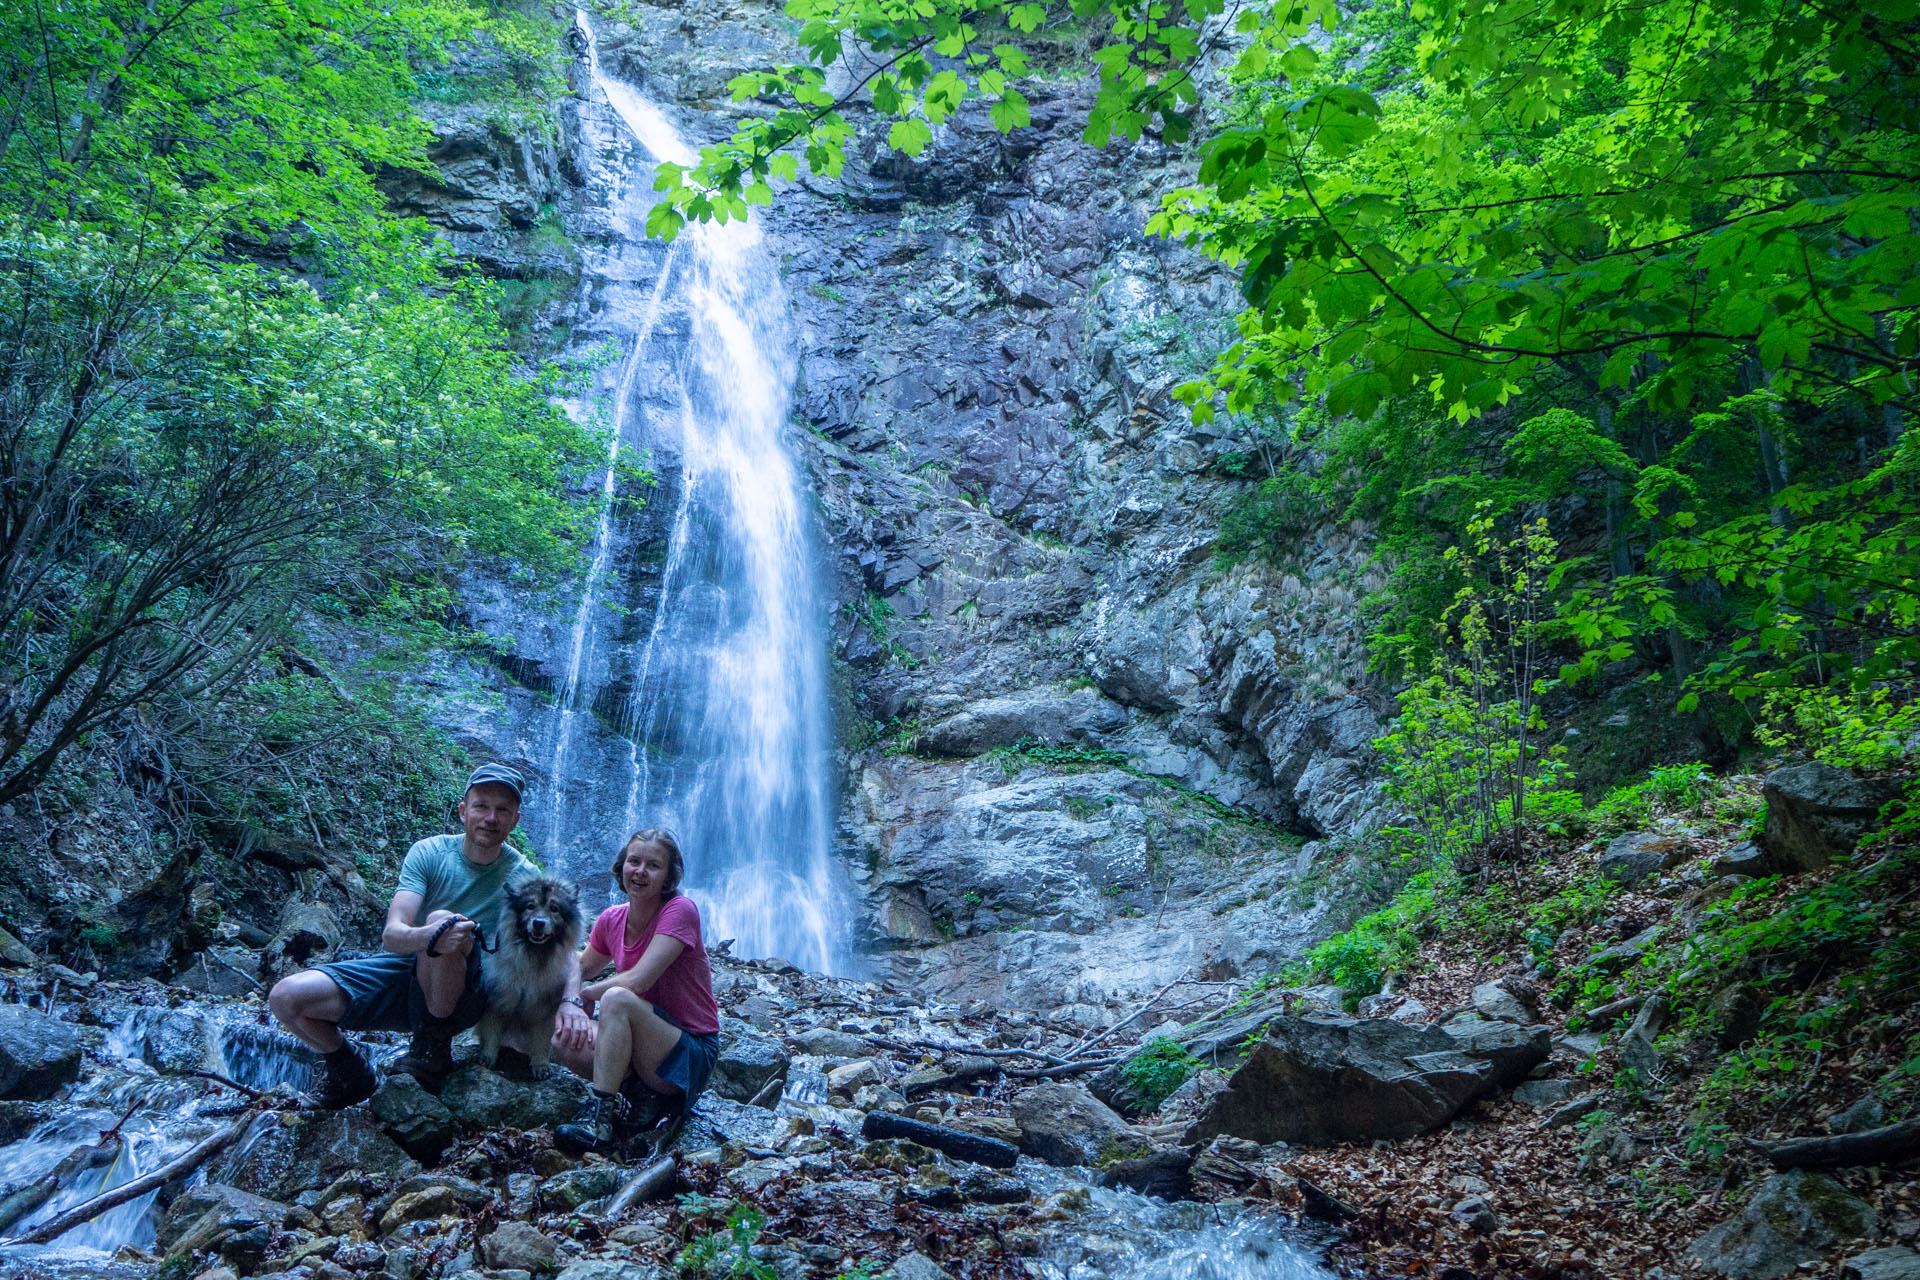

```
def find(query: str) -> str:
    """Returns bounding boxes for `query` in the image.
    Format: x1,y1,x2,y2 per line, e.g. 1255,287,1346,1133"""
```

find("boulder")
1587,925,1661,973
480,1221,557,1272
553,1262,663,1280
711,1026,789,1103
439,1063,589,1132
1470,978,1539,1026
1181,1015,1493,1146
263,902,342,978
211,1110,420,1199
539,1165,627,1212
1618,992,1671,1078
1540,1093,1607,1130
170,946,263,997
156,1184,290,1254
379,1185,455,1234
1439,1016,1551,1088
1846,1247,1920,1280
1712,841,1774,879
0,923,36,967
1599,831,1689,885
1512,1079,1580,1108
1094,1145,1194,1200
826,1058,881,1094
1762,762,1907,871
791,1027,868,1058
1686,1170,1876,1279
883,1253,955,1280
0,1003,81,1099
1008,1083,1141,1166
1829,1095,1886,1135
370,1074,459,1163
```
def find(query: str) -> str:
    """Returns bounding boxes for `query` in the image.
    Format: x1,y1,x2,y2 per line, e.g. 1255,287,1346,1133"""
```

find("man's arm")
381,890,475,956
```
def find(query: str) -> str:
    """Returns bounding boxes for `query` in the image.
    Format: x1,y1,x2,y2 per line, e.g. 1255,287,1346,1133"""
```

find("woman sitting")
556,828,721,1153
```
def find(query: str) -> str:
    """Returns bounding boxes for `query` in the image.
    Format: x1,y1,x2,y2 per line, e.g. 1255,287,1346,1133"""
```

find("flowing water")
514,17,844,975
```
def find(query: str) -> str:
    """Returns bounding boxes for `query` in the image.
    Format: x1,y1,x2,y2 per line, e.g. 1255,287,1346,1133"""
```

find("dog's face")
504,876,581,948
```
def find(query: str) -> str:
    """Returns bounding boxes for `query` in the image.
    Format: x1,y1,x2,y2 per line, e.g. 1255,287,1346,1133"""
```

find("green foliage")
0,0,604,805
846,592,914,667
1216,466,1326,562
676,1199,774,1280
1118,1036,1202,1111
1296,869,1438,998
1585,763,1717,839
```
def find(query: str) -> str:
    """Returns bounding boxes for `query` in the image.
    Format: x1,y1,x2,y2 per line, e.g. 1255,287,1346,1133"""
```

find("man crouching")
267,763,591,1106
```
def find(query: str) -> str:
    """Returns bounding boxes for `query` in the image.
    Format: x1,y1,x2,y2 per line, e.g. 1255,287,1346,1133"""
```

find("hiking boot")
555,1087,629,1155
394,1017,458,1091
618,1085,668,1136
314,1042,378,1109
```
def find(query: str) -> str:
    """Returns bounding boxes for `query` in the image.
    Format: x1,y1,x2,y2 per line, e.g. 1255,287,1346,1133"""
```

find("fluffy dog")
477,876,582,1073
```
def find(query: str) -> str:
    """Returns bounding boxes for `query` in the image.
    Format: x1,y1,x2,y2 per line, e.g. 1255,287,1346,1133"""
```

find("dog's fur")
477,876,582,1072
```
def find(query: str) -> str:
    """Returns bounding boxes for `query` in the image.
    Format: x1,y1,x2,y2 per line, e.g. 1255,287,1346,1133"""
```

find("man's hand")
554,1000,593,1053
422,910,476,956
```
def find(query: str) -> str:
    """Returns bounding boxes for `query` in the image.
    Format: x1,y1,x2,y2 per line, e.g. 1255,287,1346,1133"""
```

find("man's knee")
269,971,335,1026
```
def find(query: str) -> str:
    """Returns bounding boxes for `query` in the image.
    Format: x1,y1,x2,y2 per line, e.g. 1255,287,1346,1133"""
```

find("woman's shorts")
626,1006,719,1110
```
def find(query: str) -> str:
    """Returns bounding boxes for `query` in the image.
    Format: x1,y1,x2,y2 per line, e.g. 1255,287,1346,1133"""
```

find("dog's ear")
504,880,527,907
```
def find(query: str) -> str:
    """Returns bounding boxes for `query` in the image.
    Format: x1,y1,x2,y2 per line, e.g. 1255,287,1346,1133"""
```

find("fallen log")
861,1111,1019,1168
5,1104,264,1247
1750,1119,1920,1170
0,1133,123,1234
606,1155,678,1218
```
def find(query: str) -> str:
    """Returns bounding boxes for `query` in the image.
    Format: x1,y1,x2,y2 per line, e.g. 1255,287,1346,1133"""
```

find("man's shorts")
313,949,487,1033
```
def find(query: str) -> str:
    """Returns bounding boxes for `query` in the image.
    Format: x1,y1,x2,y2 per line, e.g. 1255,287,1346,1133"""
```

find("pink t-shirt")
586,896,719,1035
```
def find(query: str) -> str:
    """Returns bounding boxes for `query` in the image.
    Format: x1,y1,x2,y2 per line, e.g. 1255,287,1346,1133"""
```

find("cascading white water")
526,18,845,973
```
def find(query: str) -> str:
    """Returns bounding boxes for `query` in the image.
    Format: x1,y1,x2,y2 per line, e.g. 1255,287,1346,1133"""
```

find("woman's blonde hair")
612,828,685,899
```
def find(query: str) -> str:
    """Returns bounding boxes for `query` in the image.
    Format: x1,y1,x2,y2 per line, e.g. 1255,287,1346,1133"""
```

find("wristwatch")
560,995,586,1010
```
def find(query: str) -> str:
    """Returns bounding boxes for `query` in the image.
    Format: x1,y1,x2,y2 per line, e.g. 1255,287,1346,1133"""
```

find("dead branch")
1749,1119,1920,1170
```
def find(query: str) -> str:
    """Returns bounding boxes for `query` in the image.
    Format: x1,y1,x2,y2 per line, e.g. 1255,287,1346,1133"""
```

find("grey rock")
370,1074,459,1162
1829,1095,1887,1135
1540,1093,1607,1129
956,1170,1030,1204
1763,762,1908,871
540,1166,628,1212
1845,1247,1920,1280
1470,978,1539,1025
1182,1015,1493,1146
1511,1078,1580,1108
0,924,35,967
1094,1145,1193,1200
1712,841,1774,879
791,1027,868,1058
505,1172,539,1221
1450,1196,1500,1235
1285,984,1347,1016
1009,1083,1140,1166
1618,992,1671,1079
170,946,263,997
0,1003,81,1099
264,902,343,977
712,1024,789,1103
917,686,1127,756
1588,925,1661,973
157,1183,291,1253
1438,1016,1551,1088
883,1253,954,1280
211,1110,420,1199
553,1262,663,1280
479,1222,557,1272
438,1063,589,1131
1686,1170,1876,1279
391,1173,493,1208
1600,831,1690,885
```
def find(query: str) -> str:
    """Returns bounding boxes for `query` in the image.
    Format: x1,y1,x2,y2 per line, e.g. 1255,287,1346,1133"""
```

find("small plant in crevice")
675,1198,774,1279
1118,1036,1203,1111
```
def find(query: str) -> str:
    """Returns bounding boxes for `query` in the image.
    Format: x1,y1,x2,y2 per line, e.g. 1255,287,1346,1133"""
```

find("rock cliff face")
447,1,1394,1012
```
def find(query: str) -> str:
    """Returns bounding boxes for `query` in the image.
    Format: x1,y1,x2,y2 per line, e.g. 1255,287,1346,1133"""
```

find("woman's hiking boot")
394,1017,458,1091
556,1087,629,1154
315,1042,378,1109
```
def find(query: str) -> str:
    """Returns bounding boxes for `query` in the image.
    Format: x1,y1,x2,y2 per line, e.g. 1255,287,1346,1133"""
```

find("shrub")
1118,1037,1203,1111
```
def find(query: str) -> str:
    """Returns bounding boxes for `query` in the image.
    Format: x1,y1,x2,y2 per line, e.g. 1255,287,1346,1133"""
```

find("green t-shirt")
394,833,537,937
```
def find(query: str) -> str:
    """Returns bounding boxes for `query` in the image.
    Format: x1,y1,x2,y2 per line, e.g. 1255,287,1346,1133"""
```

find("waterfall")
525,17,845,974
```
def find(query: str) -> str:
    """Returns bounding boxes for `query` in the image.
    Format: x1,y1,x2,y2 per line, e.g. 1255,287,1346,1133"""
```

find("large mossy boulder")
1762,763,1907,871
1687,1170,1876,1279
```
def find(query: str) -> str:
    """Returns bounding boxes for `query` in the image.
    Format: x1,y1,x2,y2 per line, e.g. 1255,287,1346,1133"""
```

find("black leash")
424,915,499,957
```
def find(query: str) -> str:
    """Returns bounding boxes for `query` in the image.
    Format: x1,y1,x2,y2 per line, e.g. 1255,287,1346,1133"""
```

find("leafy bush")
1118,1037,1203,1111
1298,871,1441,999
676,1199,773,1279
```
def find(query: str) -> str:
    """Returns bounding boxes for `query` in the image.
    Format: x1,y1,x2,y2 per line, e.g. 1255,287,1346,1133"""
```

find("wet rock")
883,1254,954,1280
712,1025,789,1102
438,1063,589,1131
1094,1146,1193,1200
213,1110,420,1199
158,1184,291,1254
791,1027,868,1057
1845,1247,1920,1280
1438,1015,1551,1087
0,1003,81,1099
480,1222,557,1271
540,1165,627,1212
334,1241,386,1269
827,1058,881,1094
956,1170,1030,1204
1763,762,1907,871
379,1186,455,1234
1599,831,1689,885
1686,1170,1876,1279
1183,1015,1493,1146
370,1074,458,1163
1010,1083,1141,1166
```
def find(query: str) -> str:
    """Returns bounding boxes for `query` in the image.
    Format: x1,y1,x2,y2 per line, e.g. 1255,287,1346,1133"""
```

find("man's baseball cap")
464,762,524,802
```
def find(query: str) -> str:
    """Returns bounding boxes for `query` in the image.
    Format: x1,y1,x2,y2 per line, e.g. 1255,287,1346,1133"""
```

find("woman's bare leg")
596,988,686,1097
